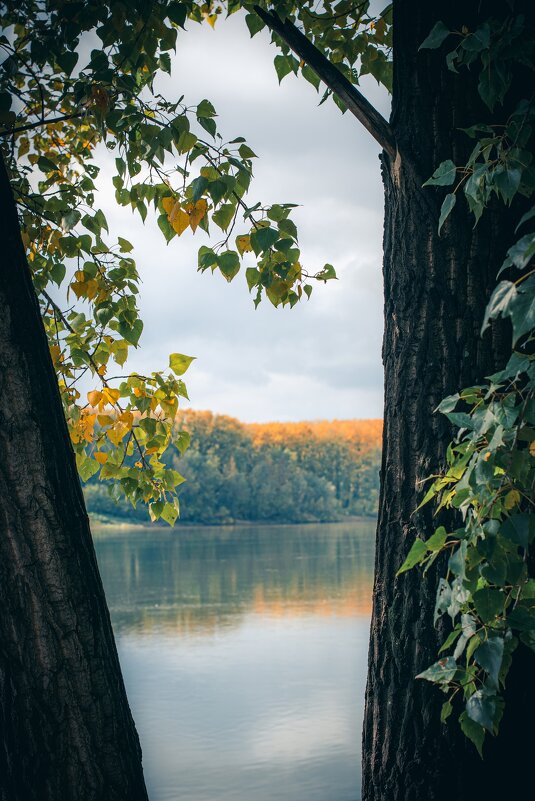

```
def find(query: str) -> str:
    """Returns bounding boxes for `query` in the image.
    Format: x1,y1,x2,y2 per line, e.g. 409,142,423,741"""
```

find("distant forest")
85,412,382,525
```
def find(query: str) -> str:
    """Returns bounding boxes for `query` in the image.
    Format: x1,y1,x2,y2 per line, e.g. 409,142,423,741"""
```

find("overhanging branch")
253,5,396,158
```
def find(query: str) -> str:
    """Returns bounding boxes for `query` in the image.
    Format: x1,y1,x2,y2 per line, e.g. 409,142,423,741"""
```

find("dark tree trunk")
0,158,148,800
362,2,535,799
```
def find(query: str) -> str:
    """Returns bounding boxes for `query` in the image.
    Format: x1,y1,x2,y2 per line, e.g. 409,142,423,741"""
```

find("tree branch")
253,5,396,158
0,112,83,137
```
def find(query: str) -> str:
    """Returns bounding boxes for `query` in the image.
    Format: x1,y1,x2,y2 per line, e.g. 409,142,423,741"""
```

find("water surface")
94,521,375,801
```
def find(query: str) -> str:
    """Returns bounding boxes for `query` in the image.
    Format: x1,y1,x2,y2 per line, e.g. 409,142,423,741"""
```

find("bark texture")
0,157,148,800
362,2,535,799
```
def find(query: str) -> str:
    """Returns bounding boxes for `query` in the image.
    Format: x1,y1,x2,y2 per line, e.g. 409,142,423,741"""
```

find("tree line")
85,412,382,524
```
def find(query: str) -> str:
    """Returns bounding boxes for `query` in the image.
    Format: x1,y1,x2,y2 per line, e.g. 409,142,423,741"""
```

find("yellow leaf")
107,423,128,445
70,280,87,299
80,413,96,442
504,489,521,510
206,13,217,27
18,137,30,157
94,451,108,465
85,278,98,300
170,207,190,235
530,441,535,457
112,340,128,367
160,398,178,418
49,344,61,365
236,235,252,255
162,196,176,214
119,411,134,429
102,387,120,405
187,198,207,232
47,229,62,254
97,414,114,426
87,390,103,406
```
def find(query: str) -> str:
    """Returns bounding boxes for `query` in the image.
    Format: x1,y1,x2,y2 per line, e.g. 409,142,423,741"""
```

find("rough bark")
0,157,149,800
362,2,535,799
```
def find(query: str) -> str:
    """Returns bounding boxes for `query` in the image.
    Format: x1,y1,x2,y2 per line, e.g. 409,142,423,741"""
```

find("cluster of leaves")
242,0,393,100
400,15,535,754
0,0,342,518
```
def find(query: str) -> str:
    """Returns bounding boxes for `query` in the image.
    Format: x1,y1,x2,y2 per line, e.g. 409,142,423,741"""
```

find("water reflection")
94,521,375,801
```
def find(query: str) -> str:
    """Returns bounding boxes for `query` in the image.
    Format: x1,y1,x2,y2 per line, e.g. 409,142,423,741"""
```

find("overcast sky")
97,11,388,423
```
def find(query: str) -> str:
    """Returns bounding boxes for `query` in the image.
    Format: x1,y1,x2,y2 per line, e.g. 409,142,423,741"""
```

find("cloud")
94,11,387,422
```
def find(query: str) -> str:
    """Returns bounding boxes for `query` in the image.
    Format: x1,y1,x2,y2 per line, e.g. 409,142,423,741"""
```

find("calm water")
93,521,375,801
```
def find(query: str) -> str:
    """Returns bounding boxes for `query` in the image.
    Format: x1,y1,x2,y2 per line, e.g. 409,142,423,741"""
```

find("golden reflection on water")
93,521,375,636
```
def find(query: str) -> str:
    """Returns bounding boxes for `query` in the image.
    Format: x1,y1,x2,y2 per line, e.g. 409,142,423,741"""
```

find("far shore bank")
90,514,377,534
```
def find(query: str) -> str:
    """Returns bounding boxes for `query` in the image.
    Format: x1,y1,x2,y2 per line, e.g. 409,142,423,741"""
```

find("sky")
96,11,389,423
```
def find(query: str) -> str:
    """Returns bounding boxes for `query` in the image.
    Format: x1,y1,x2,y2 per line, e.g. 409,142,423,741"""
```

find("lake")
93,520,375,801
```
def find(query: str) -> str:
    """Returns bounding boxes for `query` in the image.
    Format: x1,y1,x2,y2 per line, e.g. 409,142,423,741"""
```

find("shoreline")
90,514,377,533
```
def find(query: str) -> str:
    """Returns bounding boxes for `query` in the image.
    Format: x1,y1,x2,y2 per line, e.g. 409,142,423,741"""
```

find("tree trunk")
362,2,535,799
0,157,148,800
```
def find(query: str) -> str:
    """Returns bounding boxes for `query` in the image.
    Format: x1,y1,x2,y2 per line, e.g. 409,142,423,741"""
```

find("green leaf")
481,281,517,333
510,284,535,344
245,12,264,37
218,250,240,281
474,637,504,689
516,205,535,232
436,393,460,414
506,234,535,270
167,2,187,26
250,226,279,255
190,175,209,203
117,237,134,253
459,711,485,757
245,267,260,290
416,657,458,684
440,700,453,723
501,514,533,549
198,116,216,138
238,144,257,159
274,54,295,83
466,691,496,732
169,353,195,375
212,203,235,232
424,160,457,187
76,454,99,482
161,501,179,526
198,245,218,272
302,63,321,90
397,538,428,575
208,180,227,205
118,318,143,346
196,99,216,118
426,526,447,552
438,193,456,234
316,263,337,282
149,500,164,521
419,21,450,50
56,50,78,75
175,430,191,455
495,167,522,204
473,587,504,623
